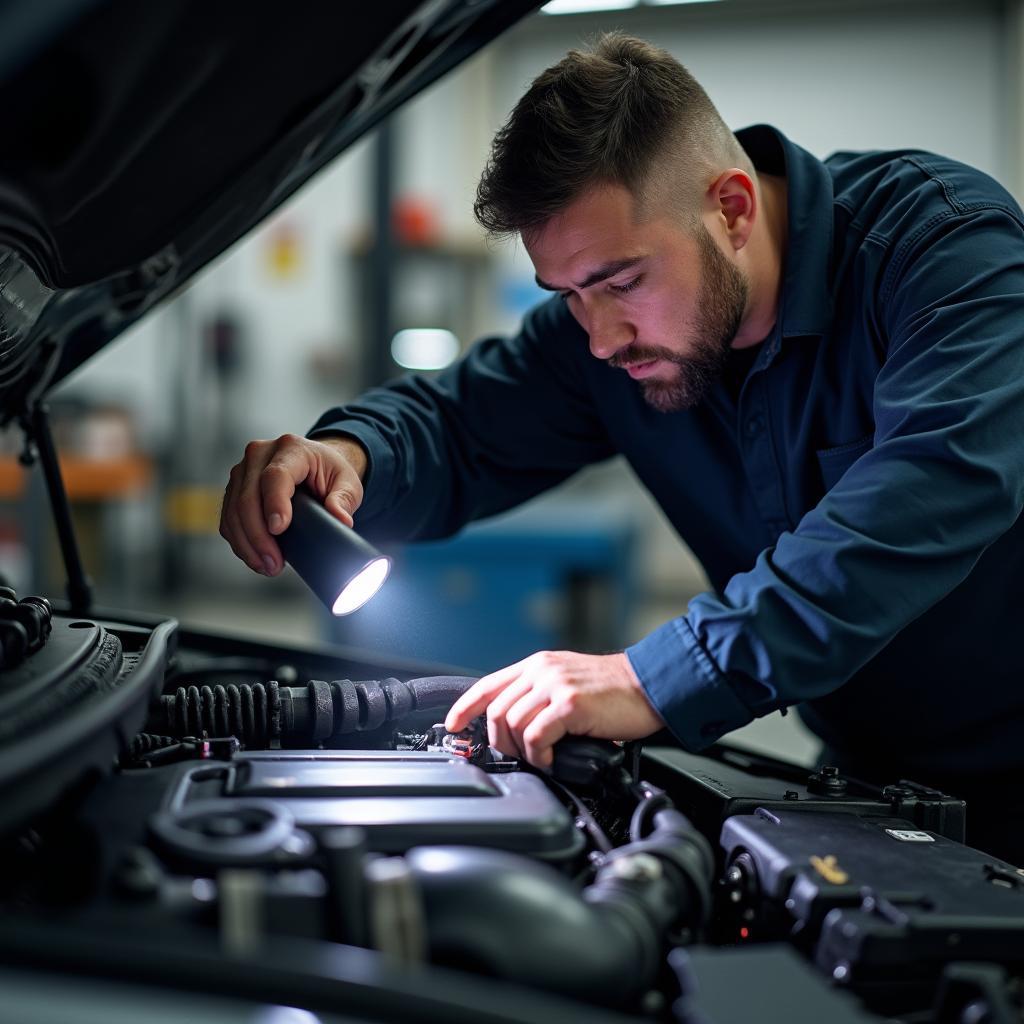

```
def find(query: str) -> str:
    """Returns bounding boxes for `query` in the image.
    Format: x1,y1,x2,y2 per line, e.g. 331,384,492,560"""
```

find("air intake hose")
153,675,477,747
403,807,713,1006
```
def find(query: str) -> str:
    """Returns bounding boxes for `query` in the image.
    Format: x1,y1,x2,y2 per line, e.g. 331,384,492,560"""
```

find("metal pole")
28,404,92,612
368,119,396,387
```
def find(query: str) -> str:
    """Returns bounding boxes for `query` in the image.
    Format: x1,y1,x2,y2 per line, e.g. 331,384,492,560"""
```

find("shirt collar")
735,124,835,345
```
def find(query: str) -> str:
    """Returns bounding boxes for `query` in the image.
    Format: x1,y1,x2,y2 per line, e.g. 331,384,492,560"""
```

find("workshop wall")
49,0,1017,624
489,0,1012,604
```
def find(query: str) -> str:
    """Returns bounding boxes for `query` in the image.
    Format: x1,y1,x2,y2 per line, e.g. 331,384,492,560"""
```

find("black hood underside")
0,0,538,420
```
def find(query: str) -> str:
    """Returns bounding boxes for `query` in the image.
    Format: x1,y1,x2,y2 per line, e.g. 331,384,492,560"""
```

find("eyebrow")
535,256,645,293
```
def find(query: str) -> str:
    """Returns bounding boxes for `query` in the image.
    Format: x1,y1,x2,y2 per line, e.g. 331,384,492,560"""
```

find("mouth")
622,359,661,380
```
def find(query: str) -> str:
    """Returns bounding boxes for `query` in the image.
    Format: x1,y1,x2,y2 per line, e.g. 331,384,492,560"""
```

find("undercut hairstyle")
474,33,751,239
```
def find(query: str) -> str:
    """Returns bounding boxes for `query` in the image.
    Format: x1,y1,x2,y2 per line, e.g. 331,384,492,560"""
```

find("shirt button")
744,415,765,438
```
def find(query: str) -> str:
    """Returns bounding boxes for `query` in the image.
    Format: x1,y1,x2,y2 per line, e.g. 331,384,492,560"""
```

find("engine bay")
3,600,1024,1024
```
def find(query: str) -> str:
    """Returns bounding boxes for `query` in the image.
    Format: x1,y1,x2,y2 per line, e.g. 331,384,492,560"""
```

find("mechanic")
220,35,1024,861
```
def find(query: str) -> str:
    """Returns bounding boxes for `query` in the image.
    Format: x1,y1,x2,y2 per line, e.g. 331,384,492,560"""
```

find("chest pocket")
816,434,874,493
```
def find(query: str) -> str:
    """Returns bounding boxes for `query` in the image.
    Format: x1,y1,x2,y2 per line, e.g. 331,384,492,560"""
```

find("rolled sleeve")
627,617,755,750
306,298,614,543
631,206,1024,750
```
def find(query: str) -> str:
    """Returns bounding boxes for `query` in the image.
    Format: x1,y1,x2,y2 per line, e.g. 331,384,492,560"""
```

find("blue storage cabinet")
323,498,640,674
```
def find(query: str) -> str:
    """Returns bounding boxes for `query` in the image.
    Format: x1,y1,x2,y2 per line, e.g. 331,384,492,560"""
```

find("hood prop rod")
20,403,93,614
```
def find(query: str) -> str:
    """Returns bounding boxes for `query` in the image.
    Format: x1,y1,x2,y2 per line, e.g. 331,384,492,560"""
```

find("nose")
583,299,635,361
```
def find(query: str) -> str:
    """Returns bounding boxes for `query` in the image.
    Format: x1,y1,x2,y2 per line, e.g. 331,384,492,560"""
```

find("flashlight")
277,489,391,615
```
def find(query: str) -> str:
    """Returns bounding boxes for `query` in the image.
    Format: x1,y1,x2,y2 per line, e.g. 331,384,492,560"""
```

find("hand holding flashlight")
278,489,391,614
220,433,368,579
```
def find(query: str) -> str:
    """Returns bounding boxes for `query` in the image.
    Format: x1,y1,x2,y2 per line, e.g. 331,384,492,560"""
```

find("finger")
445,661,527,731
482,678,536,757
220,470,267,574
305,440,364,527
323,490,356,528
218,470,239,545
245,441,324,575
258,437,315,534
226,441,288,576
503,688,551,759
219,500,271,576
521,706,569,770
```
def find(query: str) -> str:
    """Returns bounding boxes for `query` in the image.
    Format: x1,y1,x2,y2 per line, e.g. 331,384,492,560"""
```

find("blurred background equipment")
33,0,1022,765
326,494,639,672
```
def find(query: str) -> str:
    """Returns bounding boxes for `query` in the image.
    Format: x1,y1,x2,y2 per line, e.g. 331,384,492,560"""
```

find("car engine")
2,598,1024,1024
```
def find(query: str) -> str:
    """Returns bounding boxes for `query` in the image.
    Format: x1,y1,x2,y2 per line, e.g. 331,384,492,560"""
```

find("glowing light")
542,0,723,11
332,557,391,615
391,328,460,370
739,926,750,939
542,0,635,12
253,1009,323,1024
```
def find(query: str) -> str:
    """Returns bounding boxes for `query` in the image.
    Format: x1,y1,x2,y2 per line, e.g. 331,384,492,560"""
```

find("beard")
610,225,749,412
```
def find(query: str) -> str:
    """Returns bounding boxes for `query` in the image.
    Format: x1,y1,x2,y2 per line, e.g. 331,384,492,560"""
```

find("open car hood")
0,0,538,424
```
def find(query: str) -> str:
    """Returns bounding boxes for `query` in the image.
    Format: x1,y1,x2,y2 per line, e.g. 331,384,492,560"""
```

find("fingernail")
268,513,283,533
263,555,277,575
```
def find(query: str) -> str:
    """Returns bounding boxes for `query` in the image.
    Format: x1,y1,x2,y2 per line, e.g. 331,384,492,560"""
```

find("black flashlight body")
277,489,390,614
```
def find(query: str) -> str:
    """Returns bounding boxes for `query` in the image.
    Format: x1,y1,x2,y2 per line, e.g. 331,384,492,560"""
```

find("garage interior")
4,0,1014,769
2,1,1024,1020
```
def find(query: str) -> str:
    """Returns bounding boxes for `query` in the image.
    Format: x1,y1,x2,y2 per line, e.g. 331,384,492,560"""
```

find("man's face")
525,183,749,411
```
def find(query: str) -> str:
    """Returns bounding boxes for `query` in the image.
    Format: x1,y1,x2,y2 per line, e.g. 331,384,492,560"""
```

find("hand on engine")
445,650,665,769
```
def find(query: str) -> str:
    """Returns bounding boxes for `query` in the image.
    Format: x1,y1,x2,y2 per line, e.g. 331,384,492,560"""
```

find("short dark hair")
474,33,744,238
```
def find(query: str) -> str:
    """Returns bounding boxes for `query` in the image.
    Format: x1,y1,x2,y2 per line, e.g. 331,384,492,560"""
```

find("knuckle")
522,720,544,746
505,706,526,731
554,690,580,716
277,432,302,447
243,439,268,459
261,462,291,482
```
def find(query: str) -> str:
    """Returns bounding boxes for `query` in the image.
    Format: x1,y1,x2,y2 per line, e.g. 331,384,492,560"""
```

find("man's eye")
611,276,642,295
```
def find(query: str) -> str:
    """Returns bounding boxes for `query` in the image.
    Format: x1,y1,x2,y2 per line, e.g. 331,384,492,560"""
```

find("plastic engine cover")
158,750,583,859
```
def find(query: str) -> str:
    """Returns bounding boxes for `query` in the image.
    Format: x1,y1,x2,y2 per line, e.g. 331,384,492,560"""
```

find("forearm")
631,208,1024,750
309,300,614,542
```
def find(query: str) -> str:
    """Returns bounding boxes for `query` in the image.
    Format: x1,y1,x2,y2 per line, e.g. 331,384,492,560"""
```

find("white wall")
56,0,1014,587
498,1,1007,173
491,0,1009,319
56,133,375,450
484,0,1011,598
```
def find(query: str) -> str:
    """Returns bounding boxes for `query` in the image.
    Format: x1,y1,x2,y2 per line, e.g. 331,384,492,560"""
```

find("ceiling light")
542,1,636,14
391,328,459,370
542,0,723,10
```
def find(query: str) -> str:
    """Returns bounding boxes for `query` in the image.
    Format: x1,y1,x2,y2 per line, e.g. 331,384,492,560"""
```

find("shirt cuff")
307,421,396,523
626,616,755,751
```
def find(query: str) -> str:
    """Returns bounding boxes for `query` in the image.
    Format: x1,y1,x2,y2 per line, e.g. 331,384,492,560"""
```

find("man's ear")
707,169,756,251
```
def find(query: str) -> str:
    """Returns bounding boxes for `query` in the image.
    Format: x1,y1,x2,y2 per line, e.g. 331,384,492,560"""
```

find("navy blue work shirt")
311,125,1024,785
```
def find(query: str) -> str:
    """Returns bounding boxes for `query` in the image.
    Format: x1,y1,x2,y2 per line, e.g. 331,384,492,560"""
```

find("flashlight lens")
332,557,391,615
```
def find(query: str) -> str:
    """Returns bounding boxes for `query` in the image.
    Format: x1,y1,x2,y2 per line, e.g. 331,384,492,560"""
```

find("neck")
732,171,788,349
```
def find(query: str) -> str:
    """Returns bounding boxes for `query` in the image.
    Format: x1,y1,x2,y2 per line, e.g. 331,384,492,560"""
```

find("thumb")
323,489,357,528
